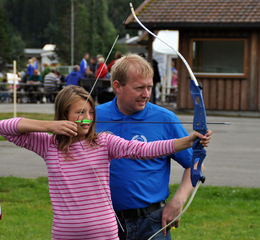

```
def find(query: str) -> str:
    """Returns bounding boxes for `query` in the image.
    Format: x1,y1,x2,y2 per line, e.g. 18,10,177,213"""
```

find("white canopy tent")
152,30,179,102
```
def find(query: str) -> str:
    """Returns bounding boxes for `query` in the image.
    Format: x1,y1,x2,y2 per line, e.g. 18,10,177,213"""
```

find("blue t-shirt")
80,58,88,76
27,64,34,76
95,97,193,211
65,70,82,86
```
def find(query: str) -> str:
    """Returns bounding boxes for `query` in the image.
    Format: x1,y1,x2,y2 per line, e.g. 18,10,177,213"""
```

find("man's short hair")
110,54,153,86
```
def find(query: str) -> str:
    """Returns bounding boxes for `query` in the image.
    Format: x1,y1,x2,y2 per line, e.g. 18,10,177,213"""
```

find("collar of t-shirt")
111,97,149,121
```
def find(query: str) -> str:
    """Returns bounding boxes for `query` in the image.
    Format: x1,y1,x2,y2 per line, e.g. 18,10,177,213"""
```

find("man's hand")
161,198,183,236
161,166,196,236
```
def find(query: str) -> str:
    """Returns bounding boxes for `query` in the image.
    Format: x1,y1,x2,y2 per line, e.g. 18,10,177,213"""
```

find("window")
192,39,247,77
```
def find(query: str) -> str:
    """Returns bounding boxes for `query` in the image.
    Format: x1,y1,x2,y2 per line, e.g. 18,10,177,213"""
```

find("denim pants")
118,208,172,240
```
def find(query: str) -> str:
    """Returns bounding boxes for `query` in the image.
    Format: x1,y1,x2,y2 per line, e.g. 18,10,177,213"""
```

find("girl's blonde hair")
110,54,154,86
53,85,97,152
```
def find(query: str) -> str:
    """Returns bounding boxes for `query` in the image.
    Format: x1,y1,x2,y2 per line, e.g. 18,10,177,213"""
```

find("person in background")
88,56,98,76
27,69,41,85
41,63,52,80
0,85,211,240
26,69,42,103
32,57,39,70
43,69,60,102
171,58,178,91
26,58,35,77
107,51,122,72
152,58,161,104
95,54,210,240
96,56,108,79
65,65,82,86
80,53,91,77
0,77,9,102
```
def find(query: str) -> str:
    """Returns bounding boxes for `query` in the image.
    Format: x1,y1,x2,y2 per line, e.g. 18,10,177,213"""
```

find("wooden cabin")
125,0,260,111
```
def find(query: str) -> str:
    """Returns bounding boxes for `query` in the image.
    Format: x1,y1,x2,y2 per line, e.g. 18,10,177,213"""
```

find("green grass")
168,186,260,240
0,113,54,141
0,177,259,240
0,177,52,240
0,112,260,239
0,113,54,121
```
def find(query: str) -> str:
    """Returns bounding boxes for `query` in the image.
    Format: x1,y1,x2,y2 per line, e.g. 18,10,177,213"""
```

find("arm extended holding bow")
129,3,210,239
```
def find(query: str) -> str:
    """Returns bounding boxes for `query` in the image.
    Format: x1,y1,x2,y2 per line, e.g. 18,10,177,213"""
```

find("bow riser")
190,79,208,187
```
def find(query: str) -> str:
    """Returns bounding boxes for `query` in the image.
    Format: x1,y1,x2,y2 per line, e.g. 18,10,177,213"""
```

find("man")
27,69,42,85
26,69,42,103
95,54,200,240
80,53,90,77
65,65,82,86
43,69,60,103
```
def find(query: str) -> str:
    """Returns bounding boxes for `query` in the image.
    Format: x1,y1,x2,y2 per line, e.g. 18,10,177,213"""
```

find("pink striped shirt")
0,118,175,240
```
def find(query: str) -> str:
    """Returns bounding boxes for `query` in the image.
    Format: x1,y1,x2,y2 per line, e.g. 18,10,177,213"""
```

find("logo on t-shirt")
131,135,147,142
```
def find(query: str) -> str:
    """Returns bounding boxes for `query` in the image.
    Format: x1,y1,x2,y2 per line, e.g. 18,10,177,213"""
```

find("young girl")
0,85,211,240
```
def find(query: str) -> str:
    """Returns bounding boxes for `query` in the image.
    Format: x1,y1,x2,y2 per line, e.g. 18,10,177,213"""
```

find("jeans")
118,208,172,240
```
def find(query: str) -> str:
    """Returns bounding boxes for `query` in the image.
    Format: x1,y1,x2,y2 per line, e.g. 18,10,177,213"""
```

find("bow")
129,3,208,239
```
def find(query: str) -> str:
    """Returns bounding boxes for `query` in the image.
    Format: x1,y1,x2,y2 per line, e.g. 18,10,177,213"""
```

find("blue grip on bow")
190,79,208,187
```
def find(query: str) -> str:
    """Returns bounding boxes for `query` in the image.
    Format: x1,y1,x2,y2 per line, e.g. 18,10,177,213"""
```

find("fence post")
13,60,17,118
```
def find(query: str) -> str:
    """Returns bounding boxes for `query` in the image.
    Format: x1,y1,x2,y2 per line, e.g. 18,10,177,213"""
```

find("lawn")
0,177,259,240
0,113,260,239
0,113,54,121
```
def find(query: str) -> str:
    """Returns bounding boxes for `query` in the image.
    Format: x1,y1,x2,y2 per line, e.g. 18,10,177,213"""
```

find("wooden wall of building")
177,30,260,111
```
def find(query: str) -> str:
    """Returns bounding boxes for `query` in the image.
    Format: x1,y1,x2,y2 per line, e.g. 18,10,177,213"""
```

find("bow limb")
129,3,208,239
129,3,199,86
129,2,207,186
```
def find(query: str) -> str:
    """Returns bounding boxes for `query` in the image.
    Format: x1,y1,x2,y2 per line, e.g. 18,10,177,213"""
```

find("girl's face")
67,98,94,141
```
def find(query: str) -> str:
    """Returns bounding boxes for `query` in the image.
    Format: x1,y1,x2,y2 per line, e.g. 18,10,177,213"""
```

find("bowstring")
147,181,201,240
78,35,119,117
76,35,124,232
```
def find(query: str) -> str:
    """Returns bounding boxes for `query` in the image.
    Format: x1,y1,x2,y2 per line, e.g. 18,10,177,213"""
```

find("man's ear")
112,80,121,93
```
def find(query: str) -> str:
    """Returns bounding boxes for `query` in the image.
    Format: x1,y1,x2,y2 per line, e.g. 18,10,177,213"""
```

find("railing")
0,82,62,103
0,77,115,104
78,77,114,104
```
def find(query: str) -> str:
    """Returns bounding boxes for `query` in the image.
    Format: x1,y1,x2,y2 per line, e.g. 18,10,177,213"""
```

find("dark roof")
125,0,260,29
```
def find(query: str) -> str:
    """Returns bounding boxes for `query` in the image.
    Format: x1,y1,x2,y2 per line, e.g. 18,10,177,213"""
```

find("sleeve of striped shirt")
0,118,50,158
104,133,175,160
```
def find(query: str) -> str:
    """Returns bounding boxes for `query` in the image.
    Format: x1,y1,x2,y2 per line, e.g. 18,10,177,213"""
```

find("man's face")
114,68,153,116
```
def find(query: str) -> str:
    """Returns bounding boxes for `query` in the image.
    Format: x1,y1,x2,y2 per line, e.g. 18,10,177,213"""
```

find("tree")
54,0,71,64
56,0,119,65
2,0,132,66
0,6,12,68
107,0,144,37
10,33,26,69
4,0,60,47
87,0,117,57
